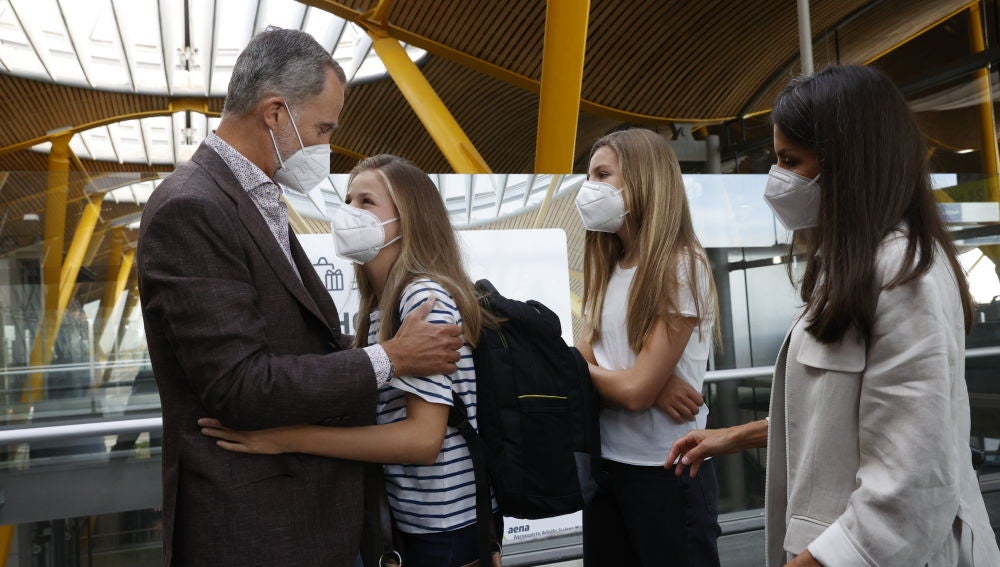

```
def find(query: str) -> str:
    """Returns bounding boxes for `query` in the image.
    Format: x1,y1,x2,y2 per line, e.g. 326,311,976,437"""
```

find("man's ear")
259,97,285,130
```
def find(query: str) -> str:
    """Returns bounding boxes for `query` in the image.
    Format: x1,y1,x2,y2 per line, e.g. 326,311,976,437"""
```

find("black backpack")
452,279,601,564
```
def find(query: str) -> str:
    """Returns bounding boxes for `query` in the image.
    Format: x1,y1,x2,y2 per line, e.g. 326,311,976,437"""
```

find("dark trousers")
583,459,721,567
399,514,502,567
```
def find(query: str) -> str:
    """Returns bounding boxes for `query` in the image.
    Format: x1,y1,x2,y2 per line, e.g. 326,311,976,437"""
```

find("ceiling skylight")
55,174,582,228
30,112,221,165
0,0,427,95
286,174,586,227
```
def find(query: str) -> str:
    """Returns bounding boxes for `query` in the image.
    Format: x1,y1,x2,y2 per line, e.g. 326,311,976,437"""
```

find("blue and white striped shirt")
368,278,495,534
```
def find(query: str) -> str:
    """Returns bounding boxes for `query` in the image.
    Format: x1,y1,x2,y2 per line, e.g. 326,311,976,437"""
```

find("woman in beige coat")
667,65,1000,567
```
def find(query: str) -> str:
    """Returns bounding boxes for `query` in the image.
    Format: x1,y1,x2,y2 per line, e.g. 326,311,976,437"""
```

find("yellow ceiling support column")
58,195,103,312
936,164,1000,282
42,132,72,308
366,0,395,23
117,249,136,302
111,248,137,336
366,29,491,173
0,524,12,567
535,0,591,173
282,195,315,235
82,231,107,267
300,0,692,124
102,279,140,385
23,133,72,403
569,291,582,318
533,175,563,228
92,229,126,348
94,245,135,387
61,155,105,279
970,3,1000,203
967,4,1000,279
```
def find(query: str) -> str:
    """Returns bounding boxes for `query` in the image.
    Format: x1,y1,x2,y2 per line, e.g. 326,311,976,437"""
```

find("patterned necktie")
248,182,298,274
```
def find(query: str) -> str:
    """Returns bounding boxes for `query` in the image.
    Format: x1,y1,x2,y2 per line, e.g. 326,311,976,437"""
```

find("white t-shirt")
593,256,713,466
369,278,496,534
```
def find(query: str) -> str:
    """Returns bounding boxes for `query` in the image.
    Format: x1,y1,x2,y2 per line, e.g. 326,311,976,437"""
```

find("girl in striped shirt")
201,154,499,566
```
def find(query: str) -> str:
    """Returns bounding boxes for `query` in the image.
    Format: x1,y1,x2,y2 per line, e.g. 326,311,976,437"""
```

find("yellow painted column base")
0,524,14,567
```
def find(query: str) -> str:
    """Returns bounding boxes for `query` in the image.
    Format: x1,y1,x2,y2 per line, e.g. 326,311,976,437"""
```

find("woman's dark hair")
773,64,973,343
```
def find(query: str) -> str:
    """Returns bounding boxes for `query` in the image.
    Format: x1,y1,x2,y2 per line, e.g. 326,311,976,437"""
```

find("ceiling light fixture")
174,0,201,93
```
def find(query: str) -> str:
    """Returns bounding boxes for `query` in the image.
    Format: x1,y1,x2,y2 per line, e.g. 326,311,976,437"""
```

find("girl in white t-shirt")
200,154,498,567
575,128,721,566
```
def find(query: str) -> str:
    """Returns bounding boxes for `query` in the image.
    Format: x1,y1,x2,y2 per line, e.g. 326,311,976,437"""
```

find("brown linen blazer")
138,143,377,567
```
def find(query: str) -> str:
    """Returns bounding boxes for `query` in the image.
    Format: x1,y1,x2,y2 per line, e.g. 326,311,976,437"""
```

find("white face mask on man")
575,180,629,233
763,165,821,231
269,103,331,217
330,204,401,264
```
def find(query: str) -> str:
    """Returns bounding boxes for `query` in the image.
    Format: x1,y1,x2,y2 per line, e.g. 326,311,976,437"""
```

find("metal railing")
0,346,997,446
0,358,149,377
702,345,1000,383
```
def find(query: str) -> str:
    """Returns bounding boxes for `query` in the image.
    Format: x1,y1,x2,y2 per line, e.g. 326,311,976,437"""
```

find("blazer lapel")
191,144,330,332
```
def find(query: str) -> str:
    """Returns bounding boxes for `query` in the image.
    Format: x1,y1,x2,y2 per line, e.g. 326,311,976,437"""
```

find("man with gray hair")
138,27,463,566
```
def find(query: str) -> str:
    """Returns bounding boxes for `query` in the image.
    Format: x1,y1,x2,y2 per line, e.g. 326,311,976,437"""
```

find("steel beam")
92,229,127,349
797,0,814,75
533,174,563,228
569,291,582,318
23,134,72,403
535,0,590,173
0,104,211,158
970,3,1000,203
283,194,314,235
0,525,11,567
102,278,139,384
365,0,395,24
299,0,716,124
968,3,1000,278
57,195,102,310
367,31,491,173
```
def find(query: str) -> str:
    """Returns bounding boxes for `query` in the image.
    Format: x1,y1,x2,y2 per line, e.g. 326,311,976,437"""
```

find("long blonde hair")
582,129,718,353
349,155,495,346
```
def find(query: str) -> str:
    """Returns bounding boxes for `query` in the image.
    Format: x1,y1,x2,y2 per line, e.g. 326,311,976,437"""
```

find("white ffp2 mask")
330,205,400,264
269,104,331,197
763,165,821,231
575,180,628,233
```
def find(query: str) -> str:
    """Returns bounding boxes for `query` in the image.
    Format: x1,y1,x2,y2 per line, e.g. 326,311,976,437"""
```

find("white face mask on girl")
330,205,401,264
269,103,331,196
763,165,821,230
575,180,628,233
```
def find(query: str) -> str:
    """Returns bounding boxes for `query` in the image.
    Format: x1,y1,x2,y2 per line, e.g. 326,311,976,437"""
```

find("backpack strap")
449,392,497,567
359,463,402,567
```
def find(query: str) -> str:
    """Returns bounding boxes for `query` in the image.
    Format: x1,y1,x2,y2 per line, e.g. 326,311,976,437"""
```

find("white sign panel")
298,228,581,543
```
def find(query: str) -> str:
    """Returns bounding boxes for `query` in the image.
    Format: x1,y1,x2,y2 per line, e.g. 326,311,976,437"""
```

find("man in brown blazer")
138,28,462,567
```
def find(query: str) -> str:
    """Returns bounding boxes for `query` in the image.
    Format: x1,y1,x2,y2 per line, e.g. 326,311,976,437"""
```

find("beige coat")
765,232,1000,566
